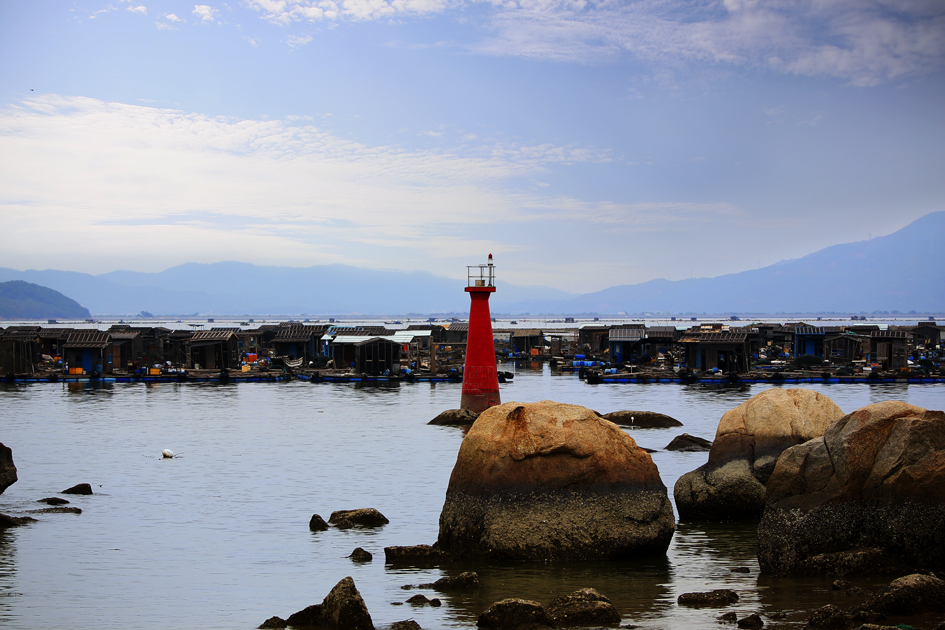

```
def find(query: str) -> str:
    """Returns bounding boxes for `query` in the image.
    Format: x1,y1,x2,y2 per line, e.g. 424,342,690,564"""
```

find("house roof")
64,331,112,349
680,332,748,343
191,330,236,342
645,326,679,337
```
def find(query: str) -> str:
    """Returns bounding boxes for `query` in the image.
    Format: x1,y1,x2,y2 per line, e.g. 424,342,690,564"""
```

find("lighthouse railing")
467,264,495,288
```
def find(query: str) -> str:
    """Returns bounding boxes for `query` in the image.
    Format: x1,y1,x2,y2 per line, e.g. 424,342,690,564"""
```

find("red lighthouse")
461,255,501,413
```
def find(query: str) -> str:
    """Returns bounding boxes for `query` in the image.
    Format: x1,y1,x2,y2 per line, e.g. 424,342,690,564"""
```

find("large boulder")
546,588,621,627
436,400,675,561
477,598,553,629
283,576,374,630
758,401,945,576
0,443,16,494
674,388,844,521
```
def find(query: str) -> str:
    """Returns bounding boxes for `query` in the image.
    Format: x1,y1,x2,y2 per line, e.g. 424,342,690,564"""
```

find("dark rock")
758,403,945,575
854,573,945,615
429,409,480,426
284,576,374,630
329,508,389,528
677,589,739,607
808,604,848,629
406,594,433,606
430,599,440,607
0,444,17,494
730,566,750,573
0,513,36,528
38,497,69,505
350,547,373,562
384,545,452,564
665,434,712,452
28,507,82,514
419,571,480,591
832,580,851,590
719,611,737,622
437,401,675,561
854,625,895,630
390,622,421,630
736,613,763,628
477,598,554,629
674,389,844,521
258,616,287,629
602,410,682,428
767,611,786,620
546,588,621,627
62,483,93,495
309,514,329,531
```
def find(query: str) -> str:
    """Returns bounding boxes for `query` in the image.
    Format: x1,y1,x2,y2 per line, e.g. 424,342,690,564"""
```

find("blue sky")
0,0,943,292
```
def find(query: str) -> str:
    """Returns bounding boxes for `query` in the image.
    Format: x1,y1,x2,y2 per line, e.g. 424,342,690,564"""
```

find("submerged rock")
674,388,844,521
601,410,682,428
0,443,17,494
62,483,93,495
283,576,374,630
437,400,675,561
390,621,421,630
383,545,452,564
38,497,69,505
28,507,82,514
0,513,36,528
546,588,621,627
677,589,739,607
429,409,480,426
854,573,945,616
477,598,554,629
257,616,286,629
417,571,481,591
758,402,945,576
309,513,329,531
329,508,389,529
807,604,848,629
349,547,373,562
665,433,712,452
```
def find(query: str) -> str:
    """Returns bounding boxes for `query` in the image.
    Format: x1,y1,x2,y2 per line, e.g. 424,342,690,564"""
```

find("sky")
0,1,943,293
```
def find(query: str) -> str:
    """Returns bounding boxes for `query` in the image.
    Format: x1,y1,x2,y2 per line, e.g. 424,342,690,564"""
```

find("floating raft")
592,375,945,385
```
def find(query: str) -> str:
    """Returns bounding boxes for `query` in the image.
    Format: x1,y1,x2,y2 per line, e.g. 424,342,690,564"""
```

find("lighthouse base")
461,390,501,414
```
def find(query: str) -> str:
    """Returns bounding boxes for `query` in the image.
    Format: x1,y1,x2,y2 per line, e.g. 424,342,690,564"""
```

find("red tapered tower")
461,255,501,413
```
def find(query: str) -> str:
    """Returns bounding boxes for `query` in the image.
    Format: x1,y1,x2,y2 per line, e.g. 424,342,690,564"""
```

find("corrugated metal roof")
795,326,826,335
610,328,645,341
1,331,40,342
871,330,909,339
191,330,236,342
64,331,111,349
680,332,748,343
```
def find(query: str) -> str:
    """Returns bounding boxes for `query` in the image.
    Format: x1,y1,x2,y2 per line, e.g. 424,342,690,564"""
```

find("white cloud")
155,21,176,30
0,95,652,281
126,4,147,14
165,13,183,21
286,34,313,47
193,4,218,22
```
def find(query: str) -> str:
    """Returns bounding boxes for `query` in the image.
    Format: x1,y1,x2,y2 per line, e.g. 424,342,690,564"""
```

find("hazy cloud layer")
0,95,725,287
244,0,945,84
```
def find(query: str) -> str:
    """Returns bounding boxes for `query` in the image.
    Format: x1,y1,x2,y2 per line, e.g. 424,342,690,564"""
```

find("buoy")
162,449,175,458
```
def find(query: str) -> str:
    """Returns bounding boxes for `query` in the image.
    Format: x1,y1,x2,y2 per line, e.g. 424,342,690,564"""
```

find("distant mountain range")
0,280,91,319
0,211,941,316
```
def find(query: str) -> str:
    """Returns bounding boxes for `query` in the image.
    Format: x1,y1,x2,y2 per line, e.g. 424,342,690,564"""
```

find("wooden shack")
188,330,239,370
870,330,908,370
63,330,114,375
680,331,750,373
0,327,42,374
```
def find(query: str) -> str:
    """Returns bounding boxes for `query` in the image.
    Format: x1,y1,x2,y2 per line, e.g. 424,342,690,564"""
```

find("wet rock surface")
0,513,36,527
417,571,480,591
546,588,620,627
38,497,69,505
601,410,682,428
429,409,480,426
853,573,945,616
808,604,848,629
389,621,421,630
62,483,93,495
309,513,329,531
257,616,286,629
437,400,675,561
0,443,17,494
349,547,372,562
28,507,82,514
674,388,844,521
677,589,739,606
476,598,554,629
281,576,374,630
329,508,389,529
735,613,763,628
665,433,712,452
758,402,945,575
383,545,452,564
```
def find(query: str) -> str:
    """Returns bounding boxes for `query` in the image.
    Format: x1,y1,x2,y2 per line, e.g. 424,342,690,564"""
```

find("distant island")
0,280,91,319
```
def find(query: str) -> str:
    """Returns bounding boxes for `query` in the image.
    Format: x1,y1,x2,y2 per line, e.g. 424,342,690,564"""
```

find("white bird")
162,449,175,458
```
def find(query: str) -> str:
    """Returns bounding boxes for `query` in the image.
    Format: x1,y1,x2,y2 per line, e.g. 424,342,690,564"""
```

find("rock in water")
546,588,621,626
477,598,554,629
309,514,329,531
429,409,480,426
674,388,844,521
0,443,17,494
665,433,712,452
601,410,682,428
854,573,945,615
283,576,374,630
758,401,945,576
0,513,36,528
349,547,372,562
62,483,93,495
329,508,389,528
436,400,675,561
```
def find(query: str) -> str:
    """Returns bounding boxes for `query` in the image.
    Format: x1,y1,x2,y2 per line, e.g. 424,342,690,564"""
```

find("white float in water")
162,449,175,458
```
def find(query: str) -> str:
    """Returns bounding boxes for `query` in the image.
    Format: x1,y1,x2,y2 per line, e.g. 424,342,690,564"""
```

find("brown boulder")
665,434,712,452
677,589,739,607
854,573,945,616
329,508,389,528
601,410,682,428
0,443,16,494
758,402,945,575
437,400,675,561
62,483,93,495
383,545,452,565
546,588,620,627
429,409,480,426
477,598,554,629
674,388,844,521
283,576,374,630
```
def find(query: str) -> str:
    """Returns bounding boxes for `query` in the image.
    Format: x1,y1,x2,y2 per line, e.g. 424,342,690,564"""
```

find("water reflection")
0,529,17,624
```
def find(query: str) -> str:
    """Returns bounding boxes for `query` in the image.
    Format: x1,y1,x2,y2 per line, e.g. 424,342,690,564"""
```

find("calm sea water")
0,366,942,630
